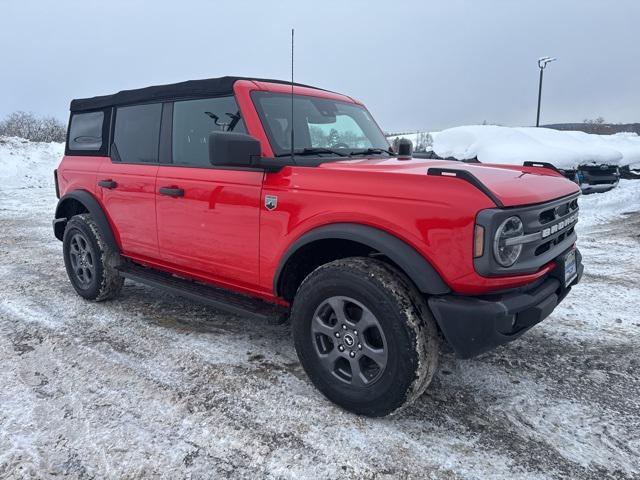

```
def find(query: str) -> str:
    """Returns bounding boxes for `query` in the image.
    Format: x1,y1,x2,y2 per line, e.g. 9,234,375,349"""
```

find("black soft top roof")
70,76,320,112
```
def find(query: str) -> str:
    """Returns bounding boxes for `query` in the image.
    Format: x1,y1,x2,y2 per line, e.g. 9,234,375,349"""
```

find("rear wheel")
63,214,123,301
291,257,440,416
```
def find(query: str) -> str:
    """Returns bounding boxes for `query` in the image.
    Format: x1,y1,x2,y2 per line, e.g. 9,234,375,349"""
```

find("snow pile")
577,179,640,228
0,136,64,189
595,132,640,169
431,126,627,170
516,127,622,165
387,127,640,170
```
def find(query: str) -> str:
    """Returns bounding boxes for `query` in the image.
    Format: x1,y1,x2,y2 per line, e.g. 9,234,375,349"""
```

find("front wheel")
291,257,440,416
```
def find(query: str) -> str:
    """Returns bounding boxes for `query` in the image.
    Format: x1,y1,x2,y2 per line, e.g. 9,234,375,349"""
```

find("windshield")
251,92,390,157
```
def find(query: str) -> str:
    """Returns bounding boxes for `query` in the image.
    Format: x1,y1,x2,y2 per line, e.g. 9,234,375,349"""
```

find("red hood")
320,157,580,207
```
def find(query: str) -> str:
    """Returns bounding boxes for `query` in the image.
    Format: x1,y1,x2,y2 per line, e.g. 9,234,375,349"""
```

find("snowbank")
577,178,640,228
0,136,64,189
433,126,582,168
596,132,640,169
388,127,640,170
516,127,622,165
431,126,628,170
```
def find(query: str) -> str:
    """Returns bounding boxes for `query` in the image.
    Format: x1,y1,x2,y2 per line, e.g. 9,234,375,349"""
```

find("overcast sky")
1,0,638,132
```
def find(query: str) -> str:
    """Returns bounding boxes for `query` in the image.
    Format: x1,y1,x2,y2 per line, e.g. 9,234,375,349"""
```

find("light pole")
536,56,557,127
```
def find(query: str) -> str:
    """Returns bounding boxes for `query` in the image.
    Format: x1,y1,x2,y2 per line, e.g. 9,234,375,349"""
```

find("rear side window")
113,103,162,163
68,111,104,152
172,96,246,166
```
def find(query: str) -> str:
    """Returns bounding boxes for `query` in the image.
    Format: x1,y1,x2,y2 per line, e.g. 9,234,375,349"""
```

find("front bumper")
579,180,619,194
428,248,583,359
576,166,620,194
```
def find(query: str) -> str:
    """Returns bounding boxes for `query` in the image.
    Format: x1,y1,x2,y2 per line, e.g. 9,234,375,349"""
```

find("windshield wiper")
348,148,395,157
275,147,347,157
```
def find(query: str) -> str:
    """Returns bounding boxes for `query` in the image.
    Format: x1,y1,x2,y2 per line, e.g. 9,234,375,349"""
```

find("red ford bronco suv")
54,77,583,416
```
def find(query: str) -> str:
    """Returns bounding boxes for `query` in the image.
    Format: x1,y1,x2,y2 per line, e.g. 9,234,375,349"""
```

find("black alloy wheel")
311,296,388,387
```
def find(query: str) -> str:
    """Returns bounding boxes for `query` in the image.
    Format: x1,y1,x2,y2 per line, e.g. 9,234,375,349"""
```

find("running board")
117,263,288,323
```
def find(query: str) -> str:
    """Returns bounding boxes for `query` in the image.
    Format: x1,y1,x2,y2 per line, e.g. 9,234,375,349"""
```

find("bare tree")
414,132,433,152
0,111,66,142
580,117,608,134
38,116,65,142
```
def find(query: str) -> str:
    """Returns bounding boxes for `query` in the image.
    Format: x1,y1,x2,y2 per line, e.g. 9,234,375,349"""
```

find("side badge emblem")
265,195,278,211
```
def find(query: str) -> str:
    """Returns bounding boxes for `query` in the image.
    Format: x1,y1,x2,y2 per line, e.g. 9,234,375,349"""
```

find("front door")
97,103,162,260
155,96,263,291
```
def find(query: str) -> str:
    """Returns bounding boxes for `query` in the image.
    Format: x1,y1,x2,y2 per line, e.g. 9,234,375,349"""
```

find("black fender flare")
274,223,450,296
53,190,120,253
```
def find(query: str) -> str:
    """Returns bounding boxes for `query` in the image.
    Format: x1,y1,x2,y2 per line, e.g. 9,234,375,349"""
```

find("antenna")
290,28,295,163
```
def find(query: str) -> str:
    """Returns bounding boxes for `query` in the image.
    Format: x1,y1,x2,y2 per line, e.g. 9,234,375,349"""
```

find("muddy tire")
291,257,440,417
62,213,124,301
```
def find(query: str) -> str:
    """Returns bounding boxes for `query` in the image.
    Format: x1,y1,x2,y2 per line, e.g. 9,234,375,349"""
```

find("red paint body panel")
155,165,264,292
96,158,159,258
257,160,561,296
57,80,581,302
55,155,100,198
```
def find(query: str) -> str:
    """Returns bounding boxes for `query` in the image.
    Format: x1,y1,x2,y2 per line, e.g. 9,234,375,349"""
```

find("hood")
320,157,580,207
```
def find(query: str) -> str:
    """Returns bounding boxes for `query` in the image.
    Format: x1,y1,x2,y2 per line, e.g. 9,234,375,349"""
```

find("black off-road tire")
291,257,440,417
62,213,124,301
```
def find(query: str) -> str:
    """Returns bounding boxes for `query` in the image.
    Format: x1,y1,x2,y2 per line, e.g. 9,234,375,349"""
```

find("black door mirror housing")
208,131,261,167
397,138,413,159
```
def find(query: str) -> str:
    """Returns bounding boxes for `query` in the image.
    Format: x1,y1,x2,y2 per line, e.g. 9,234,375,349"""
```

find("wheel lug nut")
342,324,347,330
353,330,358,336
349,351,355,358
338,345,345,352
334,332,340,338
357,343,362,350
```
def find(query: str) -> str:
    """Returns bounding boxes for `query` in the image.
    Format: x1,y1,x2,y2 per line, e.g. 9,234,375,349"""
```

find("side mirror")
397,138,413,159
208,131,261,167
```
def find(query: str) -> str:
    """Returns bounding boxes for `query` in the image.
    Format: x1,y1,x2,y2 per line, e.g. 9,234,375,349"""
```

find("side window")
172,96,246,167
68,111,104,151
113,103,162,163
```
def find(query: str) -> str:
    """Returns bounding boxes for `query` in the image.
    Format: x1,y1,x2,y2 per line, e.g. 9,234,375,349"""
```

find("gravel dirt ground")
1,145,639,479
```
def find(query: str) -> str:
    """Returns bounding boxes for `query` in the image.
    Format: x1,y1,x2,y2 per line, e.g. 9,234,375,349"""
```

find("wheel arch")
54,190,120,253
274,223,450,301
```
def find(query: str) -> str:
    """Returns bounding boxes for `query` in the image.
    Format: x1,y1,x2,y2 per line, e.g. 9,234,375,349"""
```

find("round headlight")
493,216,524,267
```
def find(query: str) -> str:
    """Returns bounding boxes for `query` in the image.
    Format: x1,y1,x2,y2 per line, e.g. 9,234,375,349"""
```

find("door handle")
98,179,117,189
159,186,184,198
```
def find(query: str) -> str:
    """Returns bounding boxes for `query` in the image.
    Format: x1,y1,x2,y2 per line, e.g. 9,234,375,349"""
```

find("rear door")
97,103,162,260
155,96,263,291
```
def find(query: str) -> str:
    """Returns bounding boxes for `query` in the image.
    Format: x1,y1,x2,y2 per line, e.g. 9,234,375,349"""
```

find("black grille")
539,209,556,225
475,192,580,276
534,227,574,256
539,198,578,225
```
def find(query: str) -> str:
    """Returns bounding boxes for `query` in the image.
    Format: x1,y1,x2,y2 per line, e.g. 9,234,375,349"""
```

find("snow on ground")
1,140,639,478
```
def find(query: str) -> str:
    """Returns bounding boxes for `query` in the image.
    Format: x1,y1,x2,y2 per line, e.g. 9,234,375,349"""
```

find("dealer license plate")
564,249,577,287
